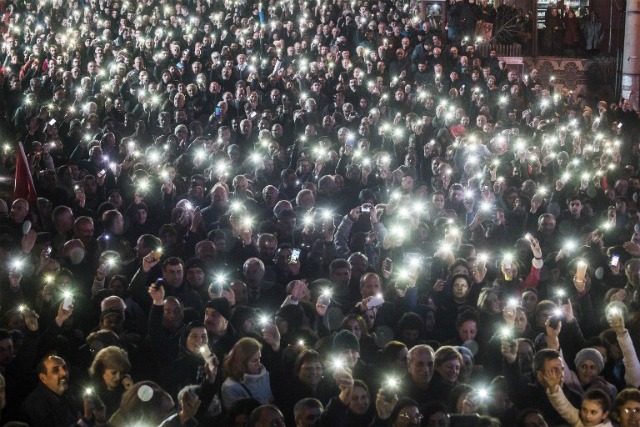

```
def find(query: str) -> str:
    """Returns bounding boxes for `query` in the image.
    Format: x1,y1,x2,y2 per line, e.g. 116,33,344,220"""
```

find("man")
352,272,398,328
534,213,560,255
404,344,435,402
250,404,286,427
243,258,285,313
146,282,185,388
204,297,238,360
556,195,591,236
503,347,581,426
21,355,79,427
129,256,203,314
293,398,323,427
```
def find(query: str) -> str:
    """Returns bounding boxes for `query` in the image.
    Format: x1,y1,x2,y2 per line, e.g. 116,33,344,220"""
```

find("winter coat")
221,364,272,410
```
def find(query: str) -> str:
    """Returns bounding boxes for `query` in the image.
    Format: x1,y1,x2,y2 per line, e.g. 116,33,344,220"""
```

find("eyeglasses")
399,412,423,421
623,407,640,414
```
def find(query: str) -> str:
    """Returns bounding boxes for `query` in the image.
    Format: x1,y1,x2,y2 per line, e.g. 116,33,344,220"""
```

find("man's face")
360,275,381,298
569,200,582,217
76,221,95,243
186,267,205,287
617,399,640,427
40,357,69,396
538,217,556,236
331,267,351,287
256,408,286,427
204,307,228,336
163,264,184,287
626,264,640,287
296,406,322,427
10,200,28,223
0,338,14,366
536,357,564,389
407,348,434,388
100,313,124,334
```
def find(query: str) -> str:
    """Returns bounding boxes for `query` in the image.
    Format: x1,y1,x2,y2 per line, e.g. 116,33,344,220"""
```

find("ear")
602,411,609,421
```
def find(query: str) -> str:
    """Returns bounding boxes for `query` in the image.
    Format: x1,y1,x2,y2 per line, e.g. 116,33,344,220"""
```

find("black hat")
332,330,360,353
205,298,231,320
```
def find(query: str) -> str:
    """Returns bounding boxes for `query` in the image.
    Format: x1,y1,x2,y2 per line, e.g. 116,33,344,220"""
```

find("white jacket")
546,386,614,427
221,365,273,410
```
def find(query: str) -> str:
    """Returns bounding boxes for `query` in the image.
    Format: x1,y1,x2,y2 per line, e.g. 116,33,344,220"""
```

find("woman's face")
102,368,123,390
458,320,477,342
485,293,502,314
522,291,538,313
515,308,528,334
348,385,370,415
247,351,261,374
453,278,470,301
298,360,323,388
436,358,461,384
577,359,599,386
186,327,208,354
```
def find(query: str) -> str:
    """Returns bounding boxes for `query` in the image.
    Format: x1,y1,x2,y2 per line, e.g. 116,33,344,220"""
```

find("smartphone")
97,169,106,178
361,206,371,213
45,246,52,258
62,293,73,310
449,414,481,427
154,278,165,289
368,293,384,308
48,118,56,126
320,292,331,306
215,106,222,117
289,248,301,264
610,254,620,267
346,137,355,147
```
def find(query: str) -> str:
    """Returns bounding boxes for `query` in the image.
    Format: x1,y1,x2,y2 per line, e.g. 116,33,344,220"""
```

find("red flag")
13,142,37,204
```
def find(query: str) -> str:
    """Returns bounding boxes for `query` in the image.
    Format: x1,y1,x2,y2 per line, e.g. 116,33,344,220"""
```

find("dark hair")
584,388,611,413
456,309,479,329
532,349,560,373
615,389,640,415
388,398,419,423
227,398,261,427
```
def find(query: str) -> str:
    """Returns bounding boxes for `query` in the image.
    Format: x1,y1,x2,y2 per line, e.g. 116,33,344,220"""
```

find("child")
546,387,614,427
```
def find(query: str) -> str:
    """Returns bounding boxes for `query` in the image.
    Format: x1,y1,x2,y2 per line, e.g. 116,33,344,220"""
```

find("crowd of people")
0,0,640,426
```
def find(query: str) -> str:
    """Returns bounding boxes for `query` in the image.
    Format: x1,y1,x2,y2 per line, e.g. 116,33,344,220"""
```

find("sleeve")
334,215,354,258
319,397,349,427
618,329,640,388
221,380,250,410
546,387,583,427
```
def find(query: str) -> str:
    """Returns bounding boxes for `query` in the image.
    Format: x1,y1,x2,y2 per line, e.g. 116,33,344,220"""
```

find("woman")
372,397,423,427
345,380,375,426
429,346,464,402
109,381,175,426
167,321,219,399
221,337,272,410
614,389,640,427
88,346,133,419
563,9,581,54
276,349,338,427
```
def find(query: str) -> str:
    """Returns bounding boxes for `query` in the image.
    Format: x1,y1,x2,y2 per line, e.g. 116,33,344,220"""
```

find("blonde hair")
223,337,262,381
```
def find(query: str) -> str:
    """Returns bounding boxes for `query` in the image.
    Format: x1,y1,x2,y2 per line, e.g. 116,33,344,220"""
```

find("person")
613,389,640,427
403,344,435,402
20,355,80,427
583,12,603,55
88,345,133,418
546,387,614,427
221,337,273,410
